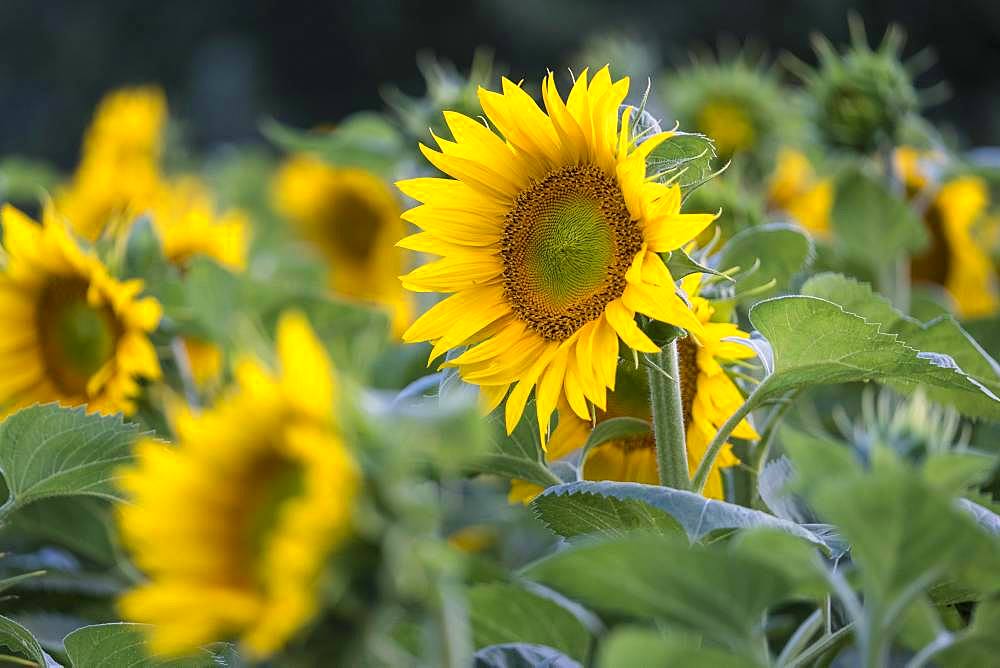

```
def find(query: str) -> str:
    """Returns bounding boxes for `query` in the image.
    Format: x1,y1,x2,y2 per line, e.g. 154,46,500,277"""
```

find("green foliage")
262,112,406,177
597,628,759,668
63,624,229,667
644,131,718,190
748,295,1000,419
466,584,591,662
0,615,50,667
0,405,141,517
830,166,927,267
716,223,814,302
532,481,826,547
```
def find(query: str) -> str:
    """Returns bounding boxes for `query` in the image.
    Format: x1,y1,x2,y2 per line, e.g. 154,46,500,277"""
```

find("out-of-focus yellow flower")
149,177,250,272
0,205,161,415
272,154,413,337
696,100,756,156
509,273,757,503
767,149,833,237
58,86,168,241
897,147,999,317
117,312,359,658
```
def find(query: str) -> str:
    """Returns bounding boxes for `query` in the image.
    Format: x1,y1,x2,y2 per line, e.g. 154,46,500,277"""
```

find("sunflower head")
398,67,719,442
662,49,798,162
150,176,250,272
801,24,919,153
0,205,162,415
766,148,834,237
272,154,413,336
117,312,359,658
59,86,169,241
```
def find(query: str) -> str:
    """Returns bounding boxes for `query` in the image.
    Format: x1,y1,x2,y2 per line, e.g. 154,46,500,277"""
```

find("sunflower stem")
647,340,690,490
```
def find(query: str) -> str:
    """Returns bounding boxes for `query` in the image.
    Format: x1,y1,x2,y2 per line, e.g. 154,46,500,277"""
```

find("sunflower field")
1,13,1000,668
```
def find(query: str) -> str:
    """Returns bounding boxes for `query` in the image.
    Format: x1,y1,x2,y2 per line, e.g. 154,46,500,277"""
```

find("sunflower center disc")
502,164,642,341
37,279,120,395
324,190,383,261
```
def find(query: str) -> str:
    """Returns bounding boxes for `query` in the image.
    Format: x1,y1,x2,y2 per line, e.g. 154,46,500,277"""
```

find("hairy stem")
647,341,690,490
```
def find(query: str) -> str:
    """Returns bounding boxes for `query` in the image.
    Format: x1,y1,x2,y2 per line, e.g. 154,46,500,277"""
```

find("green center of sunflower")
502,164,642,341
37,279,120,395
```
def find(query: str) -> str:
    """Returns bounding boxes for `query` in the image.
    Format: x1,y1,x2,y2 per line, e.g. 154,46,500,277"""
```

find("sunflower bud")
803,25,919,153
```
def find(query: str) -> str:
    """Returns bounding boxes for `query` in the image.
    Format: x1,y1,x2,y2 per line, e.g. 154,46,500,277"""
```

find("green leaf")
121,216,168,283
467,584,591,662
0,615,48,667
472,643,581,668
262,112,405,176
0,571,45,596
0,405,141,517
467,402,561,488
801,273,1000,418
664,247,729,281
717,224,813,303
923,452,998,494
748,296,1000,419
830,166,927,267
597,628,760,668
936,599,1000,668
644,131,717,190
521,533,793,655
5,497,117,566
533,481,828,548
63,624,227,668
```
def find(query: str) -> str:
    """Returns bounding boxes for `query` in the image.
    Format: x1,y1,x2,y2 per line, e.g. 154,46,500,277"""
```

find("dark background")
2,0,998,169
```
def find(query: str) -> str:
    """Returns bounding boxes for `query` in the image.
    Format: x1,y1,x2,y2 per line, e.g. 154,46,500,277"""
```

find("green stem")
646,341,690,490
747,392,797,506
691,384,764,494
0,655,39,667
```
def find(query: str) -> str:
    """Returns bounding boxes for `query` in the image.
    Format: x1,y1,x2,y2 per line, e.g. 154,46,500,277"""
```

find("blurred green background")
1,0,999,167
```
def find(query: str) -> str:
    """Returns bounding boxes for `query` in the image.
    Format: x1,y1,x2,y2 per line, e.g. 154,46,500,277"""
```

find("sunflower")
510,272,758,502
896,147,999,317
398,67,717,442
661,52,799,164
117,312,359,658
149,177,250,272
58,86,168,241
272,154,413,336
767,148,834,237
0,205,161,415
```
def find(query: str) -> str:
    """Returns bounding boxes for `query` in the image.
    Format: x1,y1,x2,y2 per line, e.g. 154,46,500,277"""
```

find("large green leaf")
0,405,141,517
802,273,1000,415
521,533,796,655
717,224,814,303
597,628,760,668
0,615,50,667
467,584,591,662
830,166,927,267
466,400,561,488
63,624,227,668
935,599,1000,668
6,497,117,566
262,112,405,176
748,296,1000,419
531,481,826,548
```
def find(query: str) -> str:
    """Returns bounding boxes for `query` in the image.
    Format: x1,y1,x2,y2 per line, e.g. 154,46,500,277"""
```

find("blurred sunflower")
896,147,999,317
149,177,250,272
662,51,797,162
58,86,168,241
398,67,717,442
767,148,834,237
272,154,413,336
510,272,757,501
0,205,161,415
117,312,359,658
